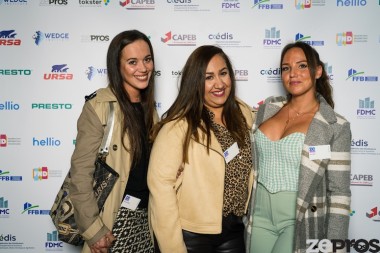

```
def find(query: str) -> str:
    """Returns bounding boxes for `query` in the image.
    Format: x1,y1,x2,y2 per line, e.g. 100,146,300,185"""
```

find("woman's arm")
326,120,352,240
148,120,188,253
69,102,110,245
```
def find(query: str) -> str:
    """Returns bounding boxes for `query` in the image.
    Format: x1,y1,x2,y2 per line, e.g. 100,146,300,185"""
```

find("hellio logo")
0,134,7,147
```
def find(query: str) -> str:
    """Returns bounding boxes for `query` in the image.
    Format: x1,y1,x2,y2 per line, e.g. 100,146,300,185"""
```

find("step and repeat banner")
0,1,379,252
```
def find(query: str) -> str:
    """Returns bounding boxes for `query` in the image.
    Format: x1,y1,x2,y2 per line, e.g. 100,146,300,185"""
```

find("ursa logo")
43,64,73,80
0,29,21,46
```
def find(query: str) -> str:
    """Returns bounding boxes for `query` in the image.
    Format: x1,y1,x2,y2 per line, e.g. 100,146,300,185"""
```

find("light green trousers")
250,183,297,253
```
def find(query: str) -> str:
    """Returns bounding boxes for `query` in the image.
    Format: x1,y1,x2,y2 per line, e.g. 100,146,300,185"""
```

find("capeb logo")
120,0,155,10
161,31,196,46
43,64,73,80
0,29,21,46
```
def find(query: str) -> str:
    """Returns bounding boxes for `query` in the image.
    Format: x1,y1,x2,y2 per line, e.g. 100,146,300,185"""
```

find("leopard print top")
207,110,253,217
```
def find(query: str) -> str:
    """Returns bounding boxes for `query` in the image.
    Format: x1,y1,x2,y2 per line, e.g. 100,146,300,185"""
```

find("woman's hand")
90,231,116,253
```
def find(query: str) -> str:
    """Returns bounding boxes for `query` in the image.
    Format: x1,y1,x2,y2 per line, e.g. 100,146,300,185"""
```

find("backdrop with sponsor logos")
0,0,379,252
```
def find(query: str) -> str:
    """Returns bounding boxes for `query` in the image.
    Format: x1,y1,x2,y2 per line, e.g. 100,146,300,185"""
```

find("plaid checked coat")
244,94,351,253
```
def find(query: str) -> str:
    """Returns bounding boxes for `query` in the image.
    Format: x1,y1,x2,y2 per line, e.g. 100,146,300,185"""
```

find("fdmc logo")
45,231,63,249
0,197,10,217
263,27,281,47
357,97,376,119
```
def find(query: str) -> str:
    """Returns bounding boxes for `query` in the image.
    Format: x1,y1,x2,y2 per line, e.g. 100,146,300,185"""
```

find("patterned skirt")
110,207,154,253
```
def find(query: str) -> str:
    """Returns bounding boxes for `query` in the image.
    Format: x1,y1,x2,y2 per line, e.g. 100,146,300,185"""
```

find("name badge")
121,194,141,211
224,142,239,163
309,145,331,160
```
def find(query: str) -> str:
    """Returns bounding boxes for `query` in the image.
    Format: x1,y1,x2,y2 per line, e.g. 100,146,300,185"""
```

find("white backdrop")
0,1,379,252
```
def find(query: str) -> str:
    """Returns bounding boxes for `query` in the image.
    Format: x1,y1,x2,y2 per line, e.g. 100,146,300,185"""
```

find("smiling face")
281,47,321,100
203,54,232,115
119,39,153,101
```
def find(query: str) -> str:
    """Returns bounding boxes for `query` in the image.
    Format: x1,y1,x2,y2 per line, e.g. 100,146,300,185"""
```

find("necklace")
283,102,319,131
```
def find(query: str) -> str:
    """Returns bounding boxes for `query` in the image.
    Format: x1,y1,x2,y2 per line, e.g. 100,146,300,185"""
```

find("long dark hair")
280,41,334,108
151,45,248,163
107,30,155,164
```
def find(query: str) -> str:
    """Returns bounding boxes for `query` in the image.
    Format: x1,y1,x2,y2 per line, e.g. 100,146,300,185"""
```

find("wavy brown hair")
151,45,248,163
280,41,334,108
107,30,155,164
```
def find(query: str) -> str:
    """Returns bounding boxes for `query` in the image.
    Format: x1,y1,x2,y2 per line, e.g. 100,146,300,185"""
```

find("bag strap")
98,102,115,158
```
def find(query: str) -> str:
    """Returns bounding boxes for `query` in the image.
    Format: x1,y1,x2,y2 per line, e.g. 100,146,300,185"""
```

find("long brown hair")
107,30,155,164
280,41,334,108
151,45,248,163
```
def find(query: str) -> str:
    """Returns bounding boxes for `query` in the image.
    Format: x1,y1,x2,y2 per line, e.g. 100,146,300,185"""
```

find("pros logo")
307,239,380,253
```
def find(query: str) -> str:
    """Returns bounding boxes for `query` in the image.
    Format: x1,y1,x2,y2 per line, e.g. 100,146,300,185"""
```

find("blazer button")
310,205,317,212
113,144,118,151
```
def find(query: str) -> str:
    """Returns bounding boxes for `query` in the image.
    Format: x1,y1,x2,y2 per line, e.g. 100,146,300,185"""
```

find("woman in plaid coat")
245,42,351,253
